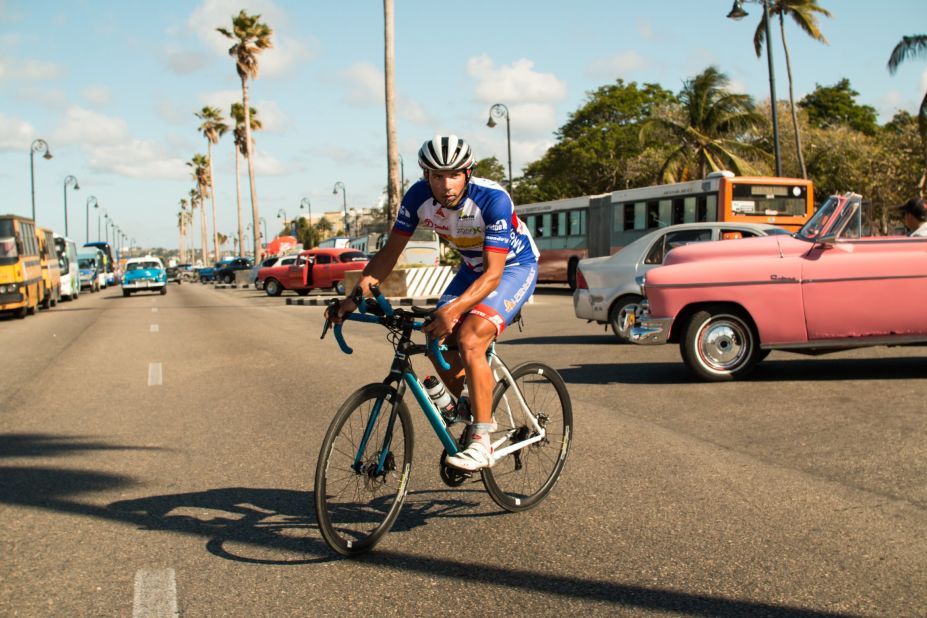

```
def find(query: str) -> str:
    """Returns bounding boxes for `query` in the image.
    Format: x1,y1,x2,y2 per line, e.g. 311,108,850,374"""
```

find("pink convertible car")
630,193,927,381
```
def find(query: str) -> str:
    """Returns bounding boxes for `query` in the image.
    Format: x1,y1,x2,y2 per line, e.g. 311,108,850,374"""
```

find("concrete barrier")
343,266,455,299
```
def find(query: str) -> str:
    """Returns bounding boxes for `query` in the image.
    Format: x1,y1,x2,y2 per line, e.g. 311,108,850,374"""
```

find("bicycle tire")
314,383,414,557
481,362,573,512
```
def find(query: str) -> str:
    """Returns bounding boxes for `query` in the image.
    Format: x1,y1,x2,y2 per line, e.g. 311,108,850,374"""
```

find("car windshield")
339,251,367,262
127,261,160,271
78,258,94,269
795,195,840,241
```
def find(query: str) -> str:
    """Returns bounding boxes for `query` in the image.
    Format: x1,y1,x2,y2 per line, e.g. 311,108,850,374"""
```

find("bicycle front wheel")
482,362,573,512
314,383,414,557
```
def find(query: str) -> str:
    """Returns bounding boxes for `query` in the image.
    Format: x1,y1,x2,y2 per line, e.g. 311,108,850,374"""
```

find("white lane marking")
133,568,178,618
150,324,159,333
151,307,158,313
148,363,162,386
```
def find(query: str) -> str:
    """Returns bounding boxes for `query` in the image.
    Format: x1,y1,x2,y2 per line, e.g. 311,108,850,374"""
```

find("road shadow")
559,355,927,385
501,334,619,347
0,433,165,458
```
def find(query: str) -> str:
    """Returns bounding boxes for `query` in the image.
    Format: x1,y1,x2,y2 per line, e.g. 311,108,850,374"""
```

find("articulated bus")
515,172,814,289
0,214,42,318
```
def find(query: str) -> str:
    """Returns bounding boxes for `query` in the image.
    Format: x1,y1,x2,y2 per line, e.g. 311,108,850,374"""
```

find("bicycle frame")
361,336,547,477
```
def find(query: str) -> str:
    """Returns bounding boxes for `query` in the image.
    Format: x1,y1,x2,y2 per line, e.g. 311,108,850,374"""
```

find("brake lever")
320,298,340,340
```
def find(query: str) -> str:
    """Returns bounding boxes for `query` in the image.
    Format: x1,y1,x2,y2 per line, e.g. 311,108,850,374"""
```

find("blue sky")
1,0,925,249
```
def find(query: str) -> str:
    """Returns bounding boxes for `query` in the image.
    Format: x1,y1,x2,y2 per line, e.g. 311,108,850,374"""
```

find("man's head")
418,135,474,208
898,197,927,232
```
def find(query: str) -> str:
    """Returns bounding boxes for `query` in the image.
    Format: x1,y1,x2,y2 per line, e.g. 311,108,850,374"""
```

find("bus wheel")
13,306,27,319
567,258,579,292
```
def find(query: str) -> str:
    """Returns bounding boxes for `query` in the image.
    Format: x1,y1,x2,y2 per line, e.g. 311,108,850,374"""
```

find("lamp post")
62,175,79,237
299,197,312,247
727,0,781,176
487,103,513,193
104,214,109,244
350,207,359,237
260,217,267,248
276,208,290,236
30,139,53,222
333,181,347,236
85,196,98,245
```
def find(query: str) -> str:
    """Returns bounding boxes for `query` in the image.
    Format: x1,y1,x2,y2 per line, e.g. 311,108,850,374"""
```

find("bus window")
556,212,566,237
706,195,718,221
684,197,697,223
542,213,552,237
731,183,807,217
634,202,646,230
569,210,584,236
659,200,672,226
646,201,660,229
672,199,684,225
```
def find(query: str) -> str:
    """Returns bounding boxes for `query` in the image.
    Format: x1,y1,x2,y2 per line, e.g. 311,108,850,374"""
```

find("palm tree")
384,0,401,228
178,198,189,262
195,106,229,262
754,0,832,179
888,34,927,192
187,154,211,265
641,66,765,183
218,10,273,261
187,190,198,264
230,102,262,260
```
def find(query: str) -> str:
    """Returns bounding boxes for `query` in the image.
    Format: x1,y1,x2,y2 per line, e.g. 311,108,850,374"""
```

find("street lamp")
62,175,79,237
30,139,53,222
487,103,513,193
333,181,347,236
727,0,781,176
104,214,110,244
85,196,98,245
299,197,312,228
260,217,267,247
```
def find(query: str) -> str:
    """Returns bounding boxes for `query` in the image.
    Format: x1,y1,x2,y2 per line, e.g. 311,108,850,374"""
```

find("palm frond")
888,35,927,74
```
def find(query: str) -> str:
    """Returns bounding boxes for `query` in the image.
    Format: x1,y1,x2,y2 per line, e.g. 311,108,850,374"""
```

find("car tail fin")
576,268,588,290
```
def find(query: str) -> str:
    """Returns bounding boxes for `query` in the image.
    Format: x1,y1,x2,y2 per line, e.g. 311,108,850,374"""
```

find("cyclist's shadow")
108,486,489,565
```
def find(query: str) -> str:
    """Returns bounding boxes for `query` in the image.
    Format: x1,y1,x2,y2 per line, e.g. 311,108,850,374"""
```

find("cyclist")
327,134,539,471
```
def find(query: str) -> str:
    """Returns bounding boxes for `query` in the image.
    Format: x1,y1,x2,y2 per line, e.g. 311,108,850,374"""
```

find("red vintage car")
258,248,368,297
630,193,927,381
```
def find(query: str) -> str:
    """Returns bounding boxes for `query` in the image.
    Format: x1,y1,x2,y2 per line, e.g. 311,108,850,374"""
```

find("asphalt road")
1,282,925,617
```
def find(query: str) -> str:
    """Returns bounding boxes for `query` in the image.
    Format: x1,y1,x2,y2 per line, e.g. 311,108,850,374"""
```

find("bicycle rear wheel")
314,383,414,556
482,362,572,512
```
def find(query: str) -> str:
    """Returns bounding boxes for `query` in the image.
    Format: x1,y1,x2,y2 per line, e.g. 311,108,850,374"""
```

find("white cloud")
466,54,567,104
54,107,129,146
165,45,211,75
0,112,34,150
727,78,748,94
199,90,287,133
82,85,112,106
85,141,188,179
637,19,654,40
586,51,649,79
0,56,64,80
187,0,316,77
14,86,68,109
339,61,432,124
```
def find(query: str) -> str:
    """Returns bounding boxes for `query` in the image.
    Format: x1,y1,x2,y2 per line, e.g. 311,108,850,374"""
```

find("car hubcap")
616,303,640,337
699,318,749,370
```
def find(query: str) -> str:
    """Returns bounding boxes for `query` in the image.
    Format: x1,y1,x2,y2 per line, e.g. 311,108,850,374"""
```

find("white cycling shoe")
446,438,494,472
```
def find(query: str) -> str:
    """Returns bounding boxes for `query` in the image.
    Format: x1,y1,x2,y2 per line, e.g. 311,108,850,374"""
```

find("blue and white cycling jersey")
393,177,539,272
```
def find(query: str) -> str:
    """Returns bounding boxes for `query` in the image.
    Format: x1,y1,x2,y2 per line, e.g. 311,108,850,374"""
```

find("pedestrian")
897,197,927,237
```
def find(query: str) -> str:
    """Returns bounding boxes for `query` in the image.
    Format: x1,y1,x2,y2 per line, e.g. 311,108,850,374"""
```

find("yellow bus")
0,214,42,319
37,226,61,308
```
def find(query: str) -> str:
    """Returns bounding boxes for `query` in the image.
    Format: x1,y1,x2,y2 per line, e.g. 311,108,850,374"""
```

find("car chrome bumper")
629,315,673,345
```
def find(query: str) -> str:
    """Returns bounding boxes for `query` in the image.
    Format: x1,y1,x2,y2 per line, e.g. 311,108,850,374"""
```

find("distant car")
165,266,182,284
250,255,290,290
121,256,167,296
214,256,253,284
77,250,107,292
629,193,927,380
574,222,789,341
258,248,368,297
199,258,236,283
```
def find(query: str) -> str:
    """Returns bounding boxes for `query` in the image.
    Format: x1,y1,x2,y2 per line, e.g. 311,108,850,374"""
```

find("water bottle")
423,376,455,420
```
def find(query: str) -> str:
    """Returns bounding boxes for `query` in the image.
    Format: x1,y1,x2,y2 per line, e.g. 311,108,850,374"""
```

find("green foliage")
473,156,506,184
799,78,878,135
513,79,676,203
641,66,766,182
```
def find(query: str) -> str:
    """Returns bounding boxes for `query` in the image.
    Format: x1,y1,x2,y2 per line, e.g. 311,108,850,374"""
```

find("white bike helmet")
418,135,475,172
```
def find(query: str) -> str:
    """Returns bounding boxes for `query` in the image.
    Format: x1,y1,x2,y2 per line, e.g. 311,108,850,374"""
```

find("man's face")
903,211,919,232
426,170,468,207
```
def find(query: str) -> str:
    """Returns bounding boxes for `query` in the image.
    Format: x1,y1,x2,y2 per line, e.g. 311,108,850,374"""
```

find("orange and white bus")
515,172,814,289
0,214,42,318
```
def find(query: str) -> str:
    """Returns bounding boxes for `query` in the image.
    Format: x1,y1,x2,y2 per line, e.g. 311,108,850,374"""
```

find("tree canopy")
799,78,879,135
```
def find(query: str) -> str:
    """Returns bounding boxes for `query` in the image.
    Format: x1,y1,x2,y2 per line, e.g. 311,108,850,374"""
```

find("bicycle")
314,285,573,557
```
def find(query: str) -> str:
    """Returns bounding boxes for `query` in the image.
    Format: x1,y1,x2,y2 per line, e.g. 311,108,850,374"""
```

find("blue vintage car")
121,256,167,296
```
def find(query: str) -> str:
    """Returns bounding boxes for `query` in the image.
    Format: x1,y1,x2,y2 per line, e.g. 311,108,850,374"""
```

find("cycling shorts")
436,262,538,335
